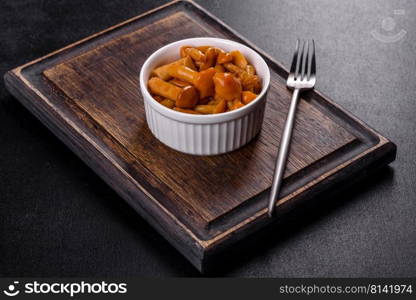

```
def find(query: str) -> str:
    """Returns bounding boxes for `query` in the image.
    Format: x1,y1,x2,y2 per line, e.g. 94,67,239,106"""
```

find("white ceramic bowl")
139,37,270,155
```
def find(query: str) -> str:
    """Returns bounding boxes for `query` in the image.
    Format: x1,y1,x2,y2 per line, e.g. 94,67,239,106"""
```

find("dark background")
1,0,415,277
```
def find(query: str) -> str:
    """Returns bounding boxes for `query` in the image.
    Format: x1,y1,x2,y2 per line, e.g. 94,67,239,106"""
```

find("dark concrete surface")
0,0,415,277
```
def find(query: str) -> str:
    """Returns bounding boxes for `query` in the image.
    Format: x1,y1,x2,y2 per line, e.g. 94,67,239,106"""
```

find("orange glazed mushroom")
148,77,198,108
152,56,196,80
166,65,216,99
242,91,258,104
212,72,242,101
180,46,206,62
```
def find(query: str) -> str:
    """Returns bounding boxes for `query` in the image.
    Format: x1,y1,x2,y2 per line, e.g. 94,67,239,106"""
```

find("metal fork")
267,39,316,217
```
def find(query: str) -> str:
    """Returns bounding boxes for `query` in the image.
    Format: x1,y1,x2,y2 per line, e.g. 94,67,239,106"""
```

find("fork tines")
289,39,315,82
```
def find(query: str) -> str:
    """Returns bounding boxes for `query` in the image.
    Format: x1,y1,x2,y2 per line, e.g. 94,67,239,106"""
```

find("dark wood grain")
4,0,396,271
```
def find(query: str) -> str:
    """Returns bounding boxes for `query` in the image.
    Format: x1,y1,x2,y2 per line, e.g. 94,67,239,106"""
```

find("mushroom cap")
176,85,199,108
213,72,242,101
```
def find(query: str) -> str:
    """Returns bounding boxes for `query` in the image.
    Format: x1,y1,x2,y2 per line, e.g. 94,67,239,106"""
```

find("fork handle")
268,88,301,217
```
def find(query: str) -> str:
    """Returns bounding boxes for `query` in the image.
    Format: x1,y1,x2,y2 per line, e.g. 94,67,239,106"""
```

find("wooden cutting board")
4,0,396,271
